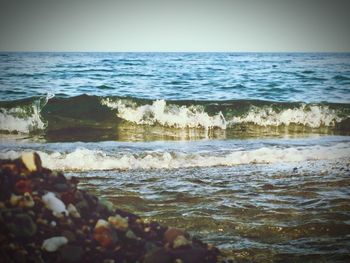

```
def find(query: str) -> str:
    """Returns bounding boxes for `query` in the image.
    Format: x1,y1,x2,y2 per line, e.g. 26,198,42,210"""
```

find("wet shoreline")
77,160,350,262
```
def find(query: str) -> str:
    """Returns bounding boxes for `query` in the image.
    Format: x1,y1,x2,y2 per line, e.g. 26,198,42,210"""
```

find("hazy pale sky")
0,0,349,52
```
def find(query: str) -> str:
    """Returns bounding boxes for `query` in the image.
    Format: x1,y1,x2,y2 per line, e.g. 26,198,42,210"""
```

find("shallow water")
1,135,350,261
76,159,350,262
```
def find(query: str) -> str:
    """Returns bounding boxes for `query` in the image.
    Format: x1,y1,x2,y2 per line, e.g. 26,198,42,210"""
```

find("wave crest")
101,98,227,129
101,98,347,130
0,94,53,133
230,104,343,128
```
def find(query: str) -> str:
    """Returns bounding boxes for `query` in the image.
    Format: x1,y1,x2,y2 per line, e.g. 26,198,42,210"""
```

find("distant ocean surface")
1,52,350,261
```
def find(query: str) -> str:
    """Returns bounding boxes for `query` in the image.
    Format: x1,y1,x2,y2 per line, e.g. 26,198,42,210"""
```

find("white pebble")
42,192,68,218
42,236,68,252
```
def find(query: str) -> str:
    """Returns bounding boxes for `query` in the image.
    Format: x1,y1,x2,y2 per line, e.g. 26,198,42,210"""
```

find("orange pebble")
93,219,117,248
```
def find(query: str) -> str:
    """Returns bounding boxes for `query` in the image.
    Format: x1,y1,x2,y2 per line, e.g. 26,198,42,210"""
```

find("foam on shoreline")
1,142,349,171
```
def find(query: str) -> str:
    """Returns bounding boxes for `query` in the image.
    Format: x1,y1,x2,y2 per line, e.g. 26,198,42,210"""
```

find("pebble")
42,236,68,252
21,192,35,208
108,214,128,231
0,153,221,262
173,235,192,249
21,152,41,172
164,227,187,244
15,179,32,193
97,198,115,214
67,203,81,218
125,229,137,240
60,244,84,262
53,183,70,192
61,230,76,242
93,219,118,248
144,248,172,263
6,212,37,237
10,193,23,206
42,192,68,218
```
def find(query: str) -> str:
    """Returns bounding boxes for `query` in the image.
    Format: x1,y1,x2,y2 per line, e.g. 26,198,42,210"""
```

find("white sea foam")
101,98,227,129
0,94,53,133
1,143,349,171
229,105,343,128
0,105,45,133
101,99,346,130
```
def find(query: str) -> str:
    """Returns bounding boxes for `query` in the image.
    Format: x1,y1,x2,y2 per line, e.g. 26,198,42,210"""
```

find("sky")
0,0,349,52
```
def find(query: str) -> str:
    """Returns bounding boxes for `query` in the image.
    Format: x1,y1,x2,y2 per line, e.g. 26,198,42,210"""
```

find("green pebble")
7,213,37,237
74,200,89,214
60,245,84,262
97,198,114,213
125,229,137,240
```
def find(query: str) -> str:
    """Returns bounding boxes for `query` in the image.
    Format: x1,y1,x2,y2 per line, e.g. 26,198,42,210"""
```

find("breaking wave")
0,94,53,133
102,98,347,130
101,98,227,129
0,95,349,138
1,143,349,171
229,104,343,128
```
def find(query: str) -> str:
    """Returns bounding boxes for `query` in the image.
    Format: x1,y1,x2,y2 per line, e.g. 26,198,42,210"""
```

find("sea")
1,52,350,262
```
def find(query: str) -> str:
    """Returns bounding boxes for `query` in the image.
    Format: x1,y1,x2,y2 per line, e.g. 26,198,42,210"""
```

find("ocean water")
1,52,350,261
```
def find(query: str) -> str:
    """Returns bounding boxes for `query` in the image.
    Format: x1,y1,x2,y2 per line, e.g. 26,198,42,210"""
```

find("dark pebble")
60,245,84,262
